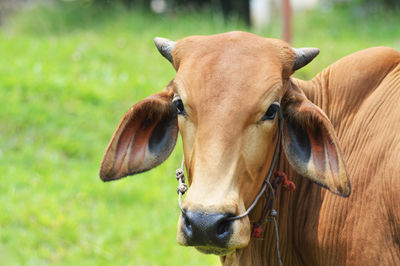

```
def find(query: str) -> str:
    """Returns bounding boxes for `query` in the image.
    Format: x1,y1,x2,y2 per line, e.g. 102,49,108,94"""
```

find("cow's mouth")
195,246,235,256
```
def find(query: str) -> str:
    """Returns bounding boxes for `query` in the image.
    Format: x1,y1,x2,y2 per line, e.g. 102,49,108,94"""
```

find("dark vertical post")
282,0,292,44
242,0,251,26
220,0,250,26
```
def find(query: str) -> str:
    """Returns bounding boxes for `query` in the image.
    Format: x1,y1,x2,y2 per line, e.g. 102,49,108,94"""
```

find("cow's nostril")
183,213,192,231
216,219,233,236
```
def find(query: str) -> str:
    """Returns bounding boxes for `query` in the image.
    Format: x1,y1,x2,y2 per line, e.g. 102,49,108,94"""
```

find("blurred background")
0,0,399,265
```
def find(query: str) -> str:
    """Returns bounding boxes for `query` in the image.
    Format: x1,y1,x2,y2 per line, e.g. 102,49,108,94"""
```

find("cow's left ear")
281,85,351,197
100,91,178,182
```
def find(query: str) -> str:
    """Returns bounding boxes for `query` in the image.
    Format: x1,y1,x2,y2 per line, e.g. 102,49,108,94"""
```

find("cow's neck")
220,159,326,266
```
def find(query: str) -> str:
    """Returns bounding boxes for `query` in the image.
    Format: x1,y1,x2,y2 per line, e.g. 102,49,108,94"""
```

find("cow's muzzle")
181,211,234,248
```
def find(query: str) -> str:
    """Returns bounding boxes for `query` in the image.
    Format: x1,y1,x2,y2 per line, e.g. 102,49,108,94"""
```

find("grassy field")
0,2,399,265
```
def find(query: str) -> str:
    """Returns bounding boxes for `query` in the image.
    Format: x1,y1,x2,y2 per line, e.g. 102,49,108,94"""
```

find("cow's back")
295,47,400,265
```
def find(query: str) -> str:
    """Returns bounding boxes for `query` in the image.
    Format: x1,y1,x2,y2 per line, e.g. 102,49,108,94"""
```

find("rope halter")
174,119,293,266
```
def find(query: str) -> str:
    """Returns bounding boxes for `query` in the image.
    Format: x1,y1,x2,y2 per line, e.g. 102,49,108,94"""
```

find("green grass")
0,2,399,265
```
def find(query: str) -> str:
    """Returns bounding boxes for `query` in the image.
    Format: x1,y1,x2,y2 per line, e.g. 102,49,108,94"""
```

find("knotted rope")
176,156,187,213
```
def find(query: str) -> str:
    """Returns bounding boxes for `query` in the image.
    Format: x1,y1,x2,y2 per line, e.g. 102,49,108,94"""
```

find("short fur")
100,32,400,265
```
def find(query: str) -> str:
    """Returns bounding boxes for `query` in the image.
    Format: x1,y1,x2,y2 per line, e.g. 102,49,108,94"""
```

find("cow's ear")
100,91,178,182
281,85,351,197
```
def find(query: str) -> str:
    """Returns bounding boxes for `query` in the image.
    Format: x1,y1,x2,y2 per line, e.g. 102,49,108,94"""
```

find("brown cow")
100,31,400,265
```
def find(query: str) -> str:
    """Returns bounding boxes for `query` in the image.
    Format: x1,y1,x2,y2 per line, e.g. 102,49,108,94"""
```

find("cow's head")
100,32,350,256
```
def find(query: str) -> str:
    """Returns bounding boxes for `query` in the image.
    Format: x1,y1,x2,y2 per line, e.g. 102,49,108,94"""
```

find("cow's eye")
261,102,280,121
173,96,186,115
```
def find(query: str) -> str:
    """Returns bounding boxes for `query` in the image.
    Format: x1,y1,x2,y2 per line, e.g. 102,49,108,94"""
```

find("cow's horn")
154,37,176,63
292,48,320,71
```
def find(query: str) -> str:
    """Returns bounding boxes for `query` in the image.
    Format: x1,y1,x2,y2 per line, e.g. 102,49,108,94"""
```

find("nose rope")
174,120,286,266
225,126,281,222
175,156,187,214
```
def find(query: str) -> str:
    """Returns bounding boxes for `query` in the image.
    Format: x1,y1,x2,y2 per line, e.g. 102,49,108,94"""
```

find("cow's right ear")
281,84,351,197
100,91,178,182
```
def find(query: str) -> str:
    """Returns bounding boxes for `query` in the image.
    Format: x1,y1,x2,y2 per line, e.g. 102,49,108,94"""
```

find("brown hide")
276,47,400,266
176,43,400,264
100,32,400,265
229,47,400,265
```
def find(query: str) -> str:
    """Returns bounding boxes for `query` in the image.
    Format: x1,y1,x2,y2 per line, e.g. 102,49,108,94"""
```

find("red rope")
251,170,295,239
275,170,296,192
